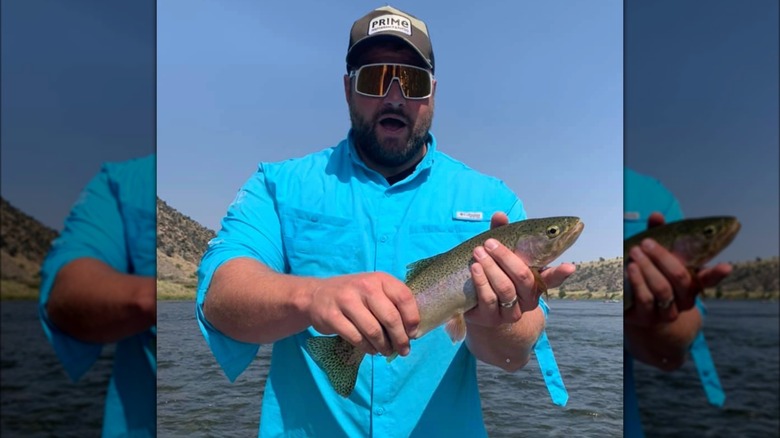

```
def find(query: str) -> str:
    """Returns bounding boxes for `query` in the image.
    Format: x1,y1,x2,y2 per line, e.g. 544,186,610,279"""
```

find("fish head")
512,217,584,267
667,216,741,267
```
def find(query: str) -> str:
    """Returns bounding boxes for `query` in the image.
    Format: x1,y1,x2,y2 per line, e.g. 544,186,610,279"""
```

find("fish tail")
305,336,363,397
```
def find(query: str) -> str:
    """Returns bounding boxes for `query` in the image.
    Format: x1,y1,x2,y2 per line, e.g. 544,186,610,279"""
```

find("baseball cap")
346,6,435,73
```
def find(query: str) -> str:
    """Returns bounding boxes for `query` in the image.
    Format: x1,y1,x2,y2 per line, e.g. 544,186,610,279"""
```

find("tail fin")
305,336,364,397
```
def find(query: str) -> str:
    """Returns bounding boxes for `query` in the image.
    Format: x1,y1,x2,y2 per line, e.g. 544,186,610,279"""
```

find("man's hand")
626,212,732,328
465,212,576,327
306,272,420,358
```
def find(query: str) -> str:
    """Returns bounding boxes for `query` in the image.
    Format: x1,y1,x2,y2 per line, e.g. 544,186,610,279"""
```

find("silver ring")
499,296,518,308
656,298,674,310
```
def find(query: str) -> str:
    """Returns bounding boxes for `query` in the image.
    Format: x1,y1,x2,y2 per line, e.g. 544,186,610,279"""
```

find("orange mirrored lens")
355,64,432,99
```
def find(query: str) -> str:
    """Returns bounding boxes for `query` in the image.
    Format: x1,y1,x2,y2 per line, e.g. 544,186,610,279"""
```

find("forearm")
465,306,545,372
625,307,702,371
46,258,156,344
203,257,316,344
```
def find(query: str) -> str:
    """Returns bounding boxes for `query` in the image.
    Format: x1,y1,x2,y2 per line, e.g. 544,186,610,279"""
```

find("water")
1,301,114,437
5,300,773,437
157,300,624,437
634,300,780,437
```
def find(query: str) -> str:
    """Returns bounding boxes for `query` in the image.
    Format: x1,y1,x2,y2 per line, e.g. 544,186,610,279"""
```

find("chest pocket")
281,207,363,277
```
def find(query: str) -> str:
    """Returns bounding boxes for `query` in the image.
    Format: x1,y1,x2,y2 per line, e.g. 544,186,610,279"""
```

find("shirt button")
546,370,554,376
375,407,385,416
380,235,388,243
310,216,318,222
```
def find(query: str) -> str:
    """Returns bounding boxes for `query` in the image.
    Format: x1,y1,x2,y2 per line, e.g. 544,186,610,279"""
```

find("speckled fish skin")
407,216,585,339
305,216,585,397
624,216,741,311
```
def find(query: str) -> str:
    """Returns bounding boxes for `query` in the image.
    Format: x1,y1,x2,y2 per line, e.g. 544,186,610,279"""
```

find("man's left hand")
465,212,576,327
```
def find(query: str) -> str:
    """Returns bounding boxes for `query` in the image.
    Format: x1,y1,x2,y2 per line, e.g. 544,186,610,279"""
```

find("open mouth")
378,115,408,132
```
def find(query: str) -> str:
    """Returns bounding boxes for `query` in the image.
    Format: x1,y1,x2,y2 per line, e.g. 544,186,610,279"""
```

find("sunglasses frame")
349,63,434,100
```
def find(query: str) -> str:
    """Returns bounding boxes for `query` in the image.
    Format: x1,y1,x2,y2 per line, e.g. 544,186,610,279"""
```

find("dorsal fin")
405,254,445,281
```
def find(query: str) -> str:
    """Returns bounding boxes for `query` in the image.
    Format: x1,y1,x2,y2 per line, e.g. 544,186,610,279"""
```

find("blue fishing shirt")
624,168,725,438
39,155,157,438
197,133,568,437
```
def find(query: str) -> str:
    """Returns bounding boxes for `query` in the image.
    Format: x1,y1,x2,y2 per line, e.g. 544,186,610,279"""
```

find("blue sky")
157,0,624,265
625,0,779,263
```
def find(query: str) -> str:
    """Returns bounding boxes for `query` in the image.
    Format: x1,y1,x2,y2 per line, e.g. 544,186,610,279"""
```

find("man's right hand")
305,272,420,358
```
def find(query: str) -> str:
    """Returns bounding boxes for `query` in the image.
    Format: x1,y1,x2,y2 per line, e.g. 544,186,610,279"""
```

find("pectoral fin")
444,313,467,343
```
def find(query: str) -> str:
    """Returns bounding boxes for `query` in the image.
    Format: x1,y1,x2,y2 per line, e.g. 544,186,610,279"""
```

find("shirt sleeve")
38,164,130,381
196,164,285,382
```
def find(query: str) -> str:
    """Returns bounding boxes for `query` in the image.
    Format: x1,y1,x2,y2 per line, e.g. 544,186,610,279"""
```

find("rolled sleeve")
39,165,129,381
195,165,285,381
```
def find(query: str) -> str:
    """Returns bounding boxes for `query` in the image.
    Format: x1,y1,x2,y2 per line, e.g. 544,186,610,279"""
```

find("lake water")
1,301,114,437
156,300,624,437
3,299,775,437
634,300,780,437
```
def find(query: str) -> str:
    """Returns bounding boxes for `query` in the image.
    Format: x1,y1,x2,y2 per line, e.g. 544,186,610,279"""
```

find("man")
623,168,732,437
197,6,574,437
39,154,157,437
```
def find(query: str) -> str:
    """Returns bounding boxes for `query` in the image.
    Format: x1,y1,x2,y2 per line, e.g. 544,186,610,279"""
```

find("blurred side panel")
624,0,779,436
1,1,156,436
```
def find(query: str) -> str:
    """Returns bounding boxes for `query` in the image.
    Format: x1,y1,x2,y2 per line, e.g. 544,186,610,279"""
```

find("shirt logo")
624,211,640,221
368,14,412,36
454,211,484,221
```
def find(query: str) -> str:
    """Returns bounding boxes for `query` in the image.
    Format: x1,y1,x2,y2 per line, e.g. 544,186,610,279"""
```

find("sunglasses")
349,63,434,99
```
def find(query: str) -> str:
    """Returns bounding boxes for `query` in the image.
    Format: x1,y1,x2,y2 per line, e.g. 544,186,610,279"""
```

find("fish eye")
547,226,560,237
703,225,716,237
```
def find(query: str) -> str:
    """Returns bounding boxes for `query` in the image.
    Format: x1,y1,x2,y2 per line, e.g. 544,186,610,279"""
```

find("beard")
349,104,433,169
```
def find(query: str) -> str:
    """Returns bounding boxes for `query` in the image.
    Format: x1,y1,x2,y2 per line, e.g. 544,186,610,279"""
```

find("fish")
305,216,585,397
623,216,741,311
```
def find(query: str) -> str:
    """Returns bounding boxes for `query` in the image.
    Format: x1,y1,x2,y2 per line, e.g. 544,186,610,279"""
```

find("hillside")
156,198,216,299
549,257,624,301
0,197,58,289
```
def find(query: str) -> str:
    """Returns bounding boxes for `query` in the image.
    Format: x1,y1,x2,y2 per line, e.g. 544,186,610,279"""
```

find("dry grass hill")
0,197,58,298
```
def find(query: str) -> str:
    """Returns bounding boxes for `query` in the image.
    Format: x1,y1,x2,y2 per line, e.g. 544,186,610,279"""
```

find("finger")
383,281,421,340
490,212,509,230
477,242,523,321
342,303,393,357
366,292,411,357
698,263,733,289
469,259,502,325
628,246,678,322
626,262,655,324
483,238,534,300
539,263,576,289
329,314,377,355
639,239,696,303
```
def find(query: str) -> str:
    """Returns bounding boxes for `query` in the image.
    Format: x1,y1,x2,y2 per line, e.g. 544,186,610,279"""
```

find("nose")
383,78,405,108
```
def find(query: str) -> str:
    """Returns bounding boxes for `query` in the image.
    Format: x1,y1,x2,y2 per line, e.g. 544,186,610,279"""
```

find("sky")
1,1,155,228
625,0,779,263
157,0,624,265
2,1,775,266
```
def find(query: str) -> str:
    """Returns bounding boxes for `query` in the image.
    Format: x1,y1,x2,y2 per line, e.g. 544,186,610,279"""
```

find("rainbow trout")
305,217,584,397
624,216,741,311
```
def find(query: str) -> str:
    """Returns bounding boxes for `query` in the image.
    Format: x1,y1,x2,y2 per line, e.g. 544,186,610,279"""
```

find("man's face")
344,44,436,172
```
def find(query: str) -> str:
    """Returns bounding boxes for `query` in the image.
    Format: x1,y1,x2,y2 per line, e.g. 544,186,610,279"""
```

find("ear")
343,74,352,105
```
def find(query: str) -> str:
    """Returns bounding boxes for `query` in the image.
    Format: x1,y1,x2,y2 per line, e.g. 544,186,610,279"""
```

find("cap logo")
368,14,411,36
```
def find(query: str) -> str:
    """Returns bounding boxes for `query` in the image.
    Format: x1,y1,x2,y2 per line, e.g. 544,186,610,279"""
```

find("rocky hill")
156,197,216,298
1,197,58,287
550,257,624,301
